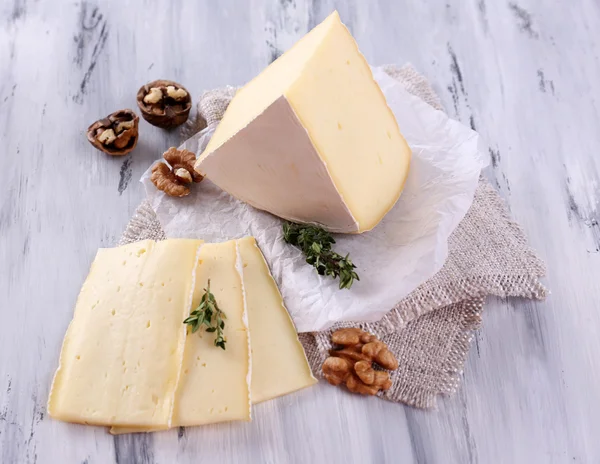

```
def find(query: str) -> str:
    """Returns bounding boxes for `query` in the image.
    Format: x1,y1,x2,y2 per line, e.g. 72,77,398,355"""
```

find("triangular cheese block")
195,11,411,233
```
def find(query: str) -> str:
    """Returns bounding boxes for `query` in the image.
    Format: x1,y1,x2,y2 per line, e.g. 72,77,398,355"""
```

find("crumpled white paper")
142,67,487,332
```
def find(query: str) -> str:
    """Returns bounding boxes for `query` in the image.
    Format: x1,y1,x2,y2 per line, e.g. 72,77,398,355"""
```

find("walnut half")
87,109,139,156
150,147,204,197
137,79,191,129
322,328,398,396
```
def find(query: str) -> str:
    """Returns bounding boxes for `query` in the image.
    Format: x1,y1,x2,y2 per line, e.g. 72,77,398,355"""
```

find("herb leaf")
282,222,359,290
183,279,227,349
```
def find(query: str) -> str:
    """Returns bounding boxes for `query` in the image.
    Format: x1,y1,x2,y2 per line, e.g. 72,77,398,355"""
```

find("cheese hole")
386,130,392,139
146,321,151,329
196,356,201,361
243,263,248,268
209,408,214,414
139,282,144,287
168,298,172,302
161,282,165,287
152,395,158,405
116,286,121,292
111,309,116,316
224,407,228,412
125,385,130,391
184,369,189,375
346,59,351,65
378,154,383,165
122,260,127,266
75,355,81,360
136,248,146,257
337,122,342,130
211,389,215,394
202,362,207,367
122,361,126,366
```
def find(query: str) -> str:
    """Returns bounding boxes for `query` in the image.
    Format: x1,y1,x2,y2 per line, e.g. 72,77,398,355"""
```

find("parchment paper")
141,67,487,332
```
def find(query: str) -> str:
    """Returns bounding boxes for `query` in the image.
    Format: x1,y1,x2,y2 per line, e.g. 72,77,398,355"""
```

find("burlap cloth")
120,65,546,409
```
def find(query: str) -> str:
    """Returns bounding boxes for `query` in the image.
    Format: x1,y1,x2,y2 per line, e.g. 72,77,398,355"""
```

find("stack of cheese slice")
195,11,411,234
48,237,316,431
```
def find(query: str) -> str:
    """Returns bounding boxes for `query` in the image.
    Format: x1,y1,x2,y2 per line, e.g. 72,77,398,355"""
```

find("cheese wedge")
47,239,202,428
195,11,411,233
237,237,317,402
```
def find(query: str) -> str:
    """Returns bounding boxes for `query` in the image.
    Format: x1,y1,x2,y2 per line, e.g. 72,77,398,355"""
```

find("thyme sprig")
183,279,227,350
282,222,359,290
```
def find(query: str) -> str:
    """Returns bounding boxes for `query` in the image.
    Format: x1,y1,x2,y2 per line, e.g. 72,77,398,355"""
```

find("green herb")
282,222,359,290
183,279,227,350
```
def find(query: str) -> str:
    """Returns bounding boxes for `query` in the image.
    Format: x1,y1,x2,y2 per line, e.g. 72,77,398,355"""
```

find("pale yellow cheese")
237,237,317,403
111,237,316,435
47,239,202,428
196,11,411,233
172,240,251,426
111,240,251,434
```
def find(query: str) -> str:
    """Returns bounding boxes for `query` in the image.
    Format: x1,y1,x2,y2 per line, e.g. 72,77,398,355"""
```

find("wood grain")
1,0,599,462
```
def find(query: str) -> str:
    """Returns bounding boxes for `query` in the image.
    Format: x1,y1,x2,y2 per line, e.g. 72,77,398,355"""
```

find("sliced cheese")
111,237,317,434
47,239,202,428
111,240,251,434
237,237,317,403
172,240,251,426
195,11,411,233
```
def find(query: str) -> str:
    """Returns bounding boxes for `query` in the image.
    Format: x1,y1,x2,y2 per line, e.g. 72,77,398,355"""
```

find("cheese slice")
172,240,251,426
195,11,411,233
237,237,317,402
47,239,202,428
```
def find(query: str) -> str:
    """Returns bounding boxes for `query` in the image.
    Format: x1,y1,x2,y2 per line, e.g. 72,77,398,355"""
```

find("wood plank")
1,0,599,462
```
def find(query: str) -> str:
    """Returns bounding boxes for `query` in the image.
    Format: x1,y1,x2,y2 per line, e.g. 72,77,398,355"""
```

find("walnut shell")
87,109,139,156
136,79,192,129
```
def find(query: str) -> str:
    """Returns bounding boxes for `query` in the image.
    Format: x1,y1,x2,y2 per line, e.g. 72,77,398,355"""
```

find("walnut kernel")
143,87,163,104
322,328,398,396
322,357,352,386
97,129,116,145
151,163,190,197
174,168,193,184
166,86,188,100
150,147,203,197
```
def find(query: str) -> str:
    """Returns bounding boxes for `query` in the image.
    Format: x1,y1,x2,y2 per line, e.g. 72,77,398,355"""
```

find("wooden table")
2,1,599,463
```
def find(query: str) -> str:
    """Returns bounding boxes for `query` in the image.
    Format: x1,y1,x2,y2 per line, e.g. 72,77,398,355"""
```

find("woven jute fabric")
121,64,546,408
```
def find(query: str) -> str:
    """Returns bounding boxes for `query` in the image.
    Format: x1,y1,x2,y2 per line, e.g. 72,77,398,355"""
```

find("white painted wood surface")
1,0,599,462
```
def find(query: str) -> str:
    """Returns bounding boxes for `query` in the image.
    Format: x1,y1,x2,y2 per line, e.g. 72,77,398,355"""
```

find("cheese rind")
199,96,358,231
195,11,411,233
47,239,202,428
237,237,317,403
